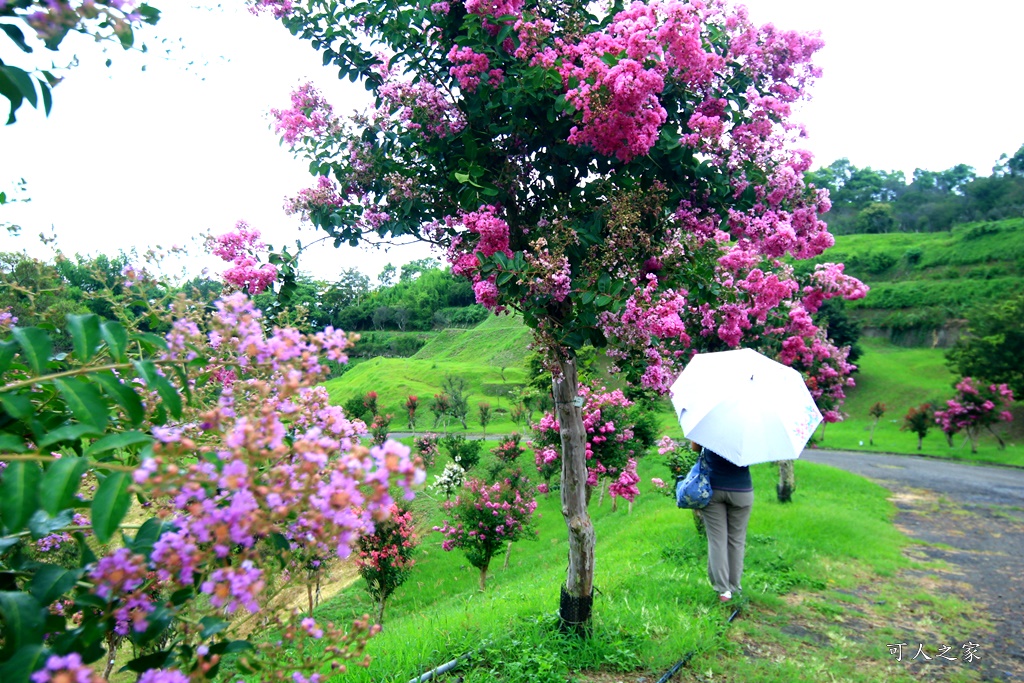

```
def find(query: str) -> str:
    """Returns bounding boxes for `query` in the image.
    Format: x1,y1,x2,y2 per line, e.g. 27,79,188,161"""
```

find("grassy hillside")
412,313,533,367
813,338,1022,465
323,315,534,432
815,218,1024,330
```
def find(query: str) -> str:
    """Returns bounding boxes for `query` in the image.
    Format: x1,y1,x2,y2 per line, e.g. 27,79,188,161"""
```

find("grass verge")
282,447,989,682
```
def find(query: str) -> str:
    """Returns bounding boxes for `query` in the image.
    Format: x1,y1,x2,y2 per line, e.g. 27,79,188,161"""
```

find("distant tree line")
2,251,488,347
808,143,1024,234
250,258,488,333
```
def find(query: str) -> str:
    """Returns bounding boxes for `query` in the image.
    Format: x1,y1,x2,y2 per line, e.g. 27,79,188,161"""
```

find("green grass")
301,447,923,682
815,218,1024,328
812,337,1024,467
323,315,535,434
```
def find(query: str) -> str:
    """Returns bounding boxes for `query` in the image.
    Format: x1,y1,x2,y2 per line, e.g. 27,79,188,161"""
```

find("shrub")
901,404,934,450
441,433,482,470
0,291,422,683
413,433,440,468
356,504,418,625
434,477,537,590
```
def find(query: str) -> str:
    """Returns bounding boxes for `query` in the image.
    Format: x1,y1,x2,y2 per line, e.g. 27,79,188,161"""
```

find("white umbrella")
669,348,822,467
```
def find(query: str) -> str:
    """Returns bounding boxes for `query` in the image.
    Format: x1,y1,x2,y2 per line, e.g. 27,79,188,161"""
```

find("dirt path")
803,450,1024,682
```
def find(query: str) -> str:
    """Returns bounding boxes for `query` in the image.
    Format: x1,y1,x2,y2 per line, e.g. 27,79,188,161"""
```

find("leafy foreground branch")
0,293,424,683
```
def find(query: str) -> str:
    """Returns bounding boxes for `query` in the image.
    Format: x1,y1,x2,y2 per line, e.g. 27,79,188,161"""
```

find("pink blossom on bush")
608,458,640,503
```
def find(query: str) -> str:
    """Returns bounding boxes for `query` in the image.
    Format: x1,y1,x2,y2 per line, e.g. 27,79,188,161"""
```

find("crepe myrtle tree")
253,0,866,634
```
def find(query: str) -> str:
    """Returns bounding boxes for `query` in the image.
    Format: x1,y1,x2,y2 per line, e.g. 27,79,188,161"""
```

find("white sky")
2,0,1022,283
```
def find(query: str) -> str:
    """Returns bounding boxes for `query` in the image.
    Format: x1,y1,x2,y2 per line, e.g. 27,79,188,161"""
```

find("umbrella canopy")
669,348,822,467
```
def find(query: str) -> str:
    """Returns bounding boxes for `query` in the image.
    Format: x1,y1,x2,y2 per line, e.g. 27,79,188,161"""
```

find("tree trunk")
479,563,489,592
553,355,595,637
377,597,387,626
987,424,1006,449
777,460,796,503
103,636,118,680
503,540,513,570
917,435,923,450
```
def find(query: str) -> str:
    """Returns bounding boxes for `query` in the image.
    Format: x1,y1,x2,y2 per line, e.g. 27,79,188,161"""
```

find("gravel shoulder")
803,449,1024,682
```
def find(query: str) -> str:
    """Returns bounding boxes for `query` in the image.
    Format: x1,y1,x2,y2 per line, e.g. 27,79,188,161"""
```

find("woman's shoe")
719,591,732,602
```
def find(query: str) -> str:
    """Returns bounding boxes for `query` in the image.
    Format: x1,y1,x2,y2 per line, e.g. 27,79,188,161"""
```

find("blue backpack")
676,450,712,509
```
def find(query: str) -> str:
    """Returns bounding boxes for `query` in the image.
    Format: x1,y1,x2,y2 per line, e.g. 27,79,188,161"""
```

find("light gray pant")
703,489,754,594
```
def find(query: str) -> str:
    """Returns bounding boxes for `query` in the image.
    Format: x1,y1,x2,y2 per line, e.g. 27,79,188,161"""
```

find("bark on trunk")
553,355,595,637
503,540,513,570
479,563,489,592
777,460,796,503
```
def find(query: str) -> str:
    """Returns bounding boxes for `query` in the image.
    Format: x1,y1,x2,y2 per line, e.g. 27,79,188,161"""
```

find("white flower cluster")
430,461,466,499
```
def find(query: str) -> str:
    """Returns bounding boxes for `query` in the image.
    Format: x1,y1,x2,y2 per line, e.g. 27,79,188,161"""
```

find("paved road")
802,449,1024,682
802,449,1024,507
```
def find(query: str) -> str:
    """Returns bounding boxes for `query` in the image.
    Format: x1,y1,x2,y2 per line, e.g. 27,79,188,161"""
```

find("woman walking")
699,445,753,603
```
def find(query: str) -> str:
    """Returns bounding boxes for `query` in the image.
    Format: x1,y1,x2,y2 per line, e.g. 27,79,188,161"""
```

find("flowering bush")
0,287,423,683
493,433,525,464
934,377,1015,452
532,384,643,492
434,477,537,590
369,413,393,446
608,458,640,512
413,433,440,469
430,461,466,500
355,504,418,625
363,390,379,417
901,403,934,451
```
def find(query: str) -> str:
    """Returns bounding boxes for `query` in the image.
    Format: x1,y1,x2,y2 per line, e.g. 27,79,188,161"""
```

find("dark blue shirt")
704,448,752,492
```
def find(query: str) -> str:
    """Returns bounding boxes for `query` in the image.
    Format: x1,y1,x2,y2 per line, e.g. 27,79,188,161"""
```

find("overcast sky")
2,0,1022,283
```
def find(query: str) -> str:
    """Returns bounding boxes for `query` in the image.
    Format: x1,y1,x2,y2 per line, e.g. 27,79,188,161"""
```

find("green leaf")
123,650,173,674
11,327,51,375
66,314,101,363
100,320,128,362
37,424,102,449
133,361,182,419
54,378,108,432
0,23,33,54
594,295,613,307
39,456,88,516
0,390,32,421
200,616,230,639
0,339,18,375
0,591,45,653
126,517,171,559
91,472,132,543
0,461,42,532
91,371,145,426
86,431,152,458
0,434,27,453
27,509,73,540
0,64,36,107
0,643,46,682
30,566,78,606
